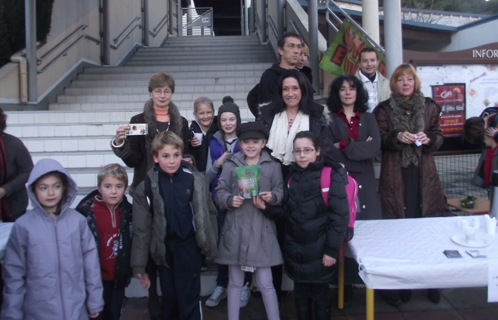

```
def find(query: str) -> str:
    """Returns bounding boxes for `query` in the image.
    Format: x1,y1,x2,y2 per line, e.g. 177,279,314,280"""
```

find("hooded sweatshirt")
1,159,104,320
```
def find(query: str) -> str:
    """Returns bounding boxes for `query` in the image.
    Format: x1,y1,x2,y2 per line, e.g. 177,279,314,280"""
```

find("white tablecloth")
0,222,14,263
348,216,498,290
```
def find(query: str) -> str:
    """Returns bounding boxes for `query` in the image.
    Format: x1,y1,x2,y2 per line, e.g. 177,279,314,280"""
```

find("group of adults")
106,32,450,315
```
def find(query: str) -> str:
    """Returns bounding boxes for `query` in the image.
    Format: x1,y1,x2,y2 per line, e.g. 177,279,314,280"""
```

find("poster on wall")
417,65,498,119
319,20,386,77
432,84,466,137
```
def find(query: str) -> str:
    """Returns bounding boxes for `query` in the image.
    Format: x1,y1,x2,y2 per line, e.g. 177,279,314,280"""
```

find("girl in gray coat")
215,122,283,320
1,159,103,320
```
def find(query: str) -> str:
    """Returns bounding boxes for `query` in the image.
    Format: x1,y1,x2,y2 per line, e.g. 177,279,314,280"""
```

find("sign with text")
432,84,466,137
319,20,386,77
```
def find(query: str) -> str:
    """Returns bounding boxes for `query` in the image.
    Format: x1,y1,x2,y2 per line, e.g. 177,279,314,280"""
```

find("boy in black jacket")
76,163,133,320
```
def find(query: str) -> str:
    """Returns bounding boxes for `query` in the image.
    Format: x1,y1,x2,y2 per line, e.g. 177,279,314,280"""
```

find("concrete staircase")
5,35,274,210
5,35,276,297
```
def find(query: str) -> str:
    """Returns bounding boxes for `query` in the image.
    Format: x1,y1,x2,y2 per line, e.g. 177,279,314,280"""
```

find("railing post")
25,0,37,102
169,0,174,34
249,0,255,34
260,0,267,42
362,0,380,43
102,0,111,65
277,0,285,38
308,0,320,95
177,0,182,36
143,0,150,45
384,0,403,78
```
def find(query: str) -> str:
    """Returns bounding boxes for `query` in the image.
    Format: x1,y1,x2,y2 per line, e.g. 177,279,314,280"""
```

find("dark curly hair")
271,69,312,115
327,75,369,114
0,107,6,134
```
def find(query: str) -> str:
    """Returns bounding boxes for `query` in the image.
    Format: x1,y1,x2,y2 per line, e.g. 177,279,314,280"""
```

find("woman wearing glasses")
112,72,189,193
327,75,382,221
111,72,189,319
257,69,333,302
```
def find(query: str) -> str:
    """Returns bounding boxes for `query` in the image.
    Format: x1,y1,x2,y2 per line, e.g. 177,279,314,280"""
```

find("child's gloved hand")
232,196,245,208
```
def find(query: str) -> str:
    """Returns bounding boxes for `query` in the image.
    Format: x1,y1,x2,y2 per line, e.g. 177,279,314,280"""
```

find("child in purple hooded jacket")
1,159,103,320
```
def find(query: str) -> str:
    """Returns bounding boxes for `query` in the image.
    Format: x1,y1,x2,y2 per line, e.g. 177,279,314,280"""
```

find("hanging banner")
432,84,466,137
319,19,386,77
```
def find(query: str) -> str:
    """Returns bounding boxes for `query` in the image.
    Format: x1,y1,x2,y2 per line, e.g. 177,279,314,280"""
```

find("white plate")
451,233,492,248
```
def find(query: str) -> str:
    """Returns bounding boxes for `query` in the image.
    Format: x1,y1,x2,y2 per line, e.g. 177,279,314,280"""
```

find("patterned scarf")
390,93,425,168
0,136,11,219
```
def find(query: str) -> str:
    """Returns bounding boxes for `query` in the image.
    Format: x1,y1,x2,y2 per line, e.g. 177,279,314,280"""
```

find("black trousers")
294,282,331,320
95,280,125,320
157,238,202,320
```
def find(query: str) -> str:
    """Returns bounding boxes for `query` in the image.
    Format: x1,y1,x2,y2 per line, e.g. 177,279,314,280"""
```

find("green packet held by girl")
235,165,260,199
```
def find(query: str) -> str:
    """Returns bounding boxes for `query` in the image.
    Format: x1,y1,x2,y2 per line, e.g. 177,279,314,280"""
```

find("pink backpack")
320,167,357,243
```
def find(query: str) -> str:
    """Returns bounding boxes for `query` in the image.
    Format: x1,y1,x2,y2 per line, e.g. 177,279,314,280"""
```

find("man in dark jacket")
257,33,314,107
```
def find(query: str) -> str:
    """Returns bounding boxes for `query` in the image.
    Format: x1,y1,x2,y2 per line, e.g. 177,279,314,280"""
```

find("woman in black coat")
327,74,382,220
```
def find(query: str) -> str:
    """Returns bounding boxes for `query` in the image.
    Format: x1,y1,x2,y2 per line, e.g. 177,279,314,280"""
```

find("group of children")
1,97,350,320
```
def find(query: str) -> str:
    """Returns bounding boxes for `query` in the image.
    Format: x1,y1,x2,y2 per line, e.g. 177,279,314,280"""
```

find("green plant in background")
0,0,55,68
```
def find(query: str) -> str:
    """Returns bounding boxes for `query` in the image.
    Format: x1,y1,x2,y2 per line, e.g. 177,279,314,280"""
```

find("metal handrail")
38,34,100,73
268,16,278,39
181,7,211,29
113,16,141,44
326,0,385,55
110,24,142,49
149,13,168,37
289,20,302,39
38,25,89,61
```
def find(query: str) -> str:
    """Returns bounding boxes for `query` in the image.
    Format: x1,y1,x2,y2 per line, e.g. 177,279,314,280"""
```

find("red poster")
432,84,466,137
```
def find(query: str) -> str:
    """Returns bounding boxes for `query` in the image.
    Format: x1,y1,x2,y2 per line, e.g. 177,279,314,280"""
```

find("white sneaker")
205,286,227,307
240,282,251,308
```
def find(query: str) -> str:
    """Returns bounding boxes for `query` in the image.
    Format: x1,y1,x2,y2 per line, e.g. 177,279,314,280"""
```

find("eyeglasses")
152,89,172,95
292,148,315,155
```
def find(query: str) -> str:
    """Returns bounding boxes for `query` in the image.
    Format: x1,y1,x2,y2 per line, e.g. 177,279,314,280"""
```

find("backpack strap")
320,167,332,206
144,174,154,217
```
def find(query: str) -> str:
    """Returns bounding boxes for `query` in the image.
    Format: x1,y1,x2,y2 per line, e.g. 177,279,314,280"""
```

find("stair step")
70,76,260,88
81,63,271,74
64,83,257,95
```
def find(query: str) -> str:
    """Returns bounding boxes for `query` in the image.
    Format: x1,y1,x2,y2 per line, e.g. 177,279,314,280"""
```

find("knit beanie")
217,101,242,129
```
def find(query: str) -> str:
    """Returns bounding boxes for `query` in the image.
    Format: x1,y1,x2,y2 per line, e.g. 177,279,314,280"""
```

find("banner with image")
319,19,386,77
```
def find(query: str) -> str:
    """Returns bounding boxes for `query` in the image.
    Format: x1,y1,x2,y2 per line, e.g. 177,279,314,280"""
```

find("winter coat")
373,97,449,218
188,117,218,172
327,111,382,220
283,158,350,283
258,63,314,105
1,133,33,221
112,99,189,193
130,162,218,275
257,101,333,158
1,159,103,320
206,130,241,197
76,190,133,289
214,150,284,267
472,148,498,204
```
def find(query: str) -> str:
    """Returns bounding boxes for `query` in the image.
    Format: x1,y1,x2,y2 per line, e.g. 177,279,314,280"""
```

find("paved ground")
121,286,498,320
121,153,498,319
